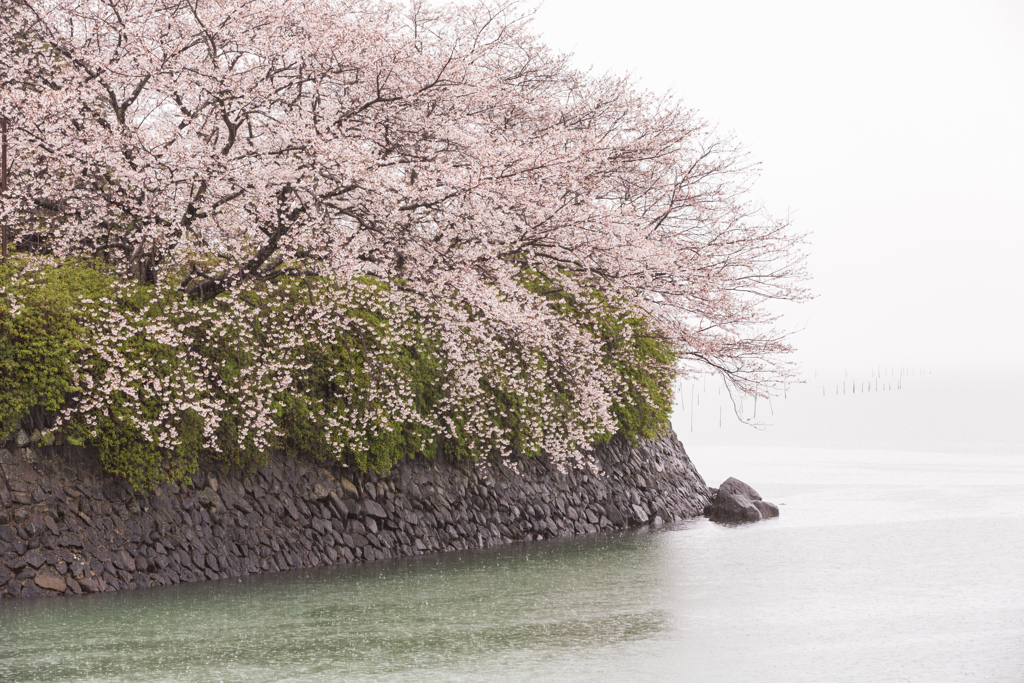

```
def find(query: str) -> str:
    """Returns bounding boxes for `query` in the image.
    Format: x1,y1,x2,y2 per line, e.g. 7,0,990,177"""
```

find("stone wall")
0,428,710,599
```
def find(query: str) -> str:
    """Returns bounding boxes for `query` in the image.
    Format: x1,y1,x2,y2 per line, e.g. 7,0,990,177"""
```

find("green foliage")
0,258,211,488
0,258,108,437
1,257,679,489
89,407,202,492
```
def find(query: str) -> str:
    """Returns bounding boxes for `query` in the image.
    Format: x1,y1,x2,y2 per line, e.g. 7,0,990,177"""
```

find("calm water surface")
2,371,1023,682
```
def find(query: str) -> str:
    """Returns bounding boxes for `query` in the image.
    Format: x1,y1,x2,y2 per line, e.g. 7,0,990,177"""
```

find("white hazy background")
529,0,1024,374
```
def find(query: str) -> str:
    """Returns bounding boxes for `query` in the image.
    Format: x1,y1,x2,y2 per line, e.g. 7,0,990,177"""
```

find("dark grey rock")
631,504,649,524
752,500,780,518
605,505,625,527
310,481,333,501
23,516,46,537
21,580,43,598
327,491,350,519
78,576,100,593
338,477,358,497
24,550,45,569
707,477,778,524
361,499,387,519
42,516,59,536
719,477,761,502
112,550,135,572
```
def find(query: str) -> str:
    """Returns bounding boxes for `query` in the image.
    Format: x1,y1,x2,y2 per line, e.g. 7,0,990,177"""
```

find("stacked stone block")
0,429,710,599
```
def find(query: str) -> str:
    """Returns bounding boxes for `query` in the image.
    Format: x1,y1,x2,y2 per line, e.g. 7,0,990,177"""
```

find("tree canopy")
0,0,807,483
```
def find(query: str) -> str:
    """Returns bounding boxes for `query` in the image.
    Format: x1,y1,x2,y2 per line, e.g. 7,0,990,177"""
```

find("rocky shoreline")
0,429,712,599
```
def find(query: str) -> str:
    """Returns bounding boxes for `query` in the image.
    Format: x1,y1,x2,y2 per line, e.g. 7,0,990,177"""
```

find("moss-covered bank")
1,257,678,490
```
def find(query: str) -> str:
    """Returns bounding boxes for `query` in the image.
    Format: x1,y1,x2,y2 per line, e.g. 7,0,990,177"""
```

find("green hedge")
1,257,677,489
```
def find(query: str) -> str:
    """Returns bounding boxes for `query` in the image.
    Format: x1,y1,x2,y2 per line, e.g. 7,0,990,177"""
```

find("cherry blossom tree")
0,0,808,478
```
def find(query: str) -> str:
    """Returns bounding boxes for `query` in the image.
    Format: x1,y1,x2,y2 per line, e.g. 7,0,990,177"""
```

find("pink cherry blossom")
0,0,808,472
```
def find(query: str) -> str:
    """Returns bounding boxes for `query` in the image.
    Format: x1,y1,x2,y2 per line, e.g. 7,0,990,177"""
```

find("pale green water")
2,372,1023,682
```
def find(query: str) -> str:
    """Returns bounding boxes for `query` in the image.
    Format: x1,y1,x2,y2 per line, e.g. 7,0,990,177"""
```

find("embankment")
0,430,710,599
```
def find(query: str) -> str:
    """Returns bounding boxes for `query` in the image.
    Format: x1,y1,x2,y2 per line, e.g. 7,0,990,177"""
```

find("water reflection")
0,528,679,683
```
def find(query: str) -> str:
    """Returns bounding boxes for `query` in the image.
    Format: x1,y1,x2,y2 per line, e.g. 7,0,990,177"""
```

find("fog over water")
2,369,1022,682
676,368,1024,457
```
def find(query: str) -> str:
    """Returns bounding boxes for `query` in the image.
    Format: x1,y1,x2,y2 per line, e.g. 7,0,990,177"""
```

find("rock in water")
752,499,780,519
707,477,779,524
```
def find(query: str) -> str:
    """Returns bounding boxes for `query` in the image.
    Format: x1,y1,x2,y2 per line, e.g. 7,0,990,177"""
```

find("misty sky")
528,0,1024,374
